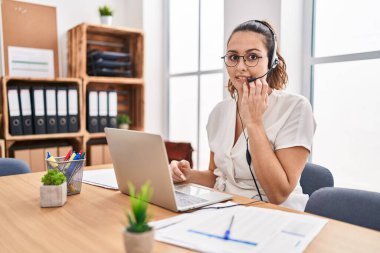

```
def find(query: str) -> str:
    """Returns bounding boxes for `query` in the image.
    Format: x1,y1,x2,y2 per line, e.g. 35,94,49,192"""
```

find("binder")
98,91,108,132
68,88,79,132
57,87,68,133
8,87,23,135
108,91,117,128
45,87,58,134
31,87,46,134
87,91,99,133
19,87,33,135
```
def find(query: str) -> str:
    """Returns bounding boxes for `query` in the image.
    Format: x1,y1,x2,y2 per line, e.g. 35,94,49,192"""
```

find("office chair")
305,187,380,231
165,141,194,168
300,162,334,196
0,158,31,176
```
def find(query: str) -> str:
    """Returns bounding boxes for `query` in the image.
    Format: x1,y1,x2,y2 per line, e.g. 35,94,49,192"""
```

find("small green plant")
126,182,153,233
98,5,113,16
41,169,66,186
117,114,132,125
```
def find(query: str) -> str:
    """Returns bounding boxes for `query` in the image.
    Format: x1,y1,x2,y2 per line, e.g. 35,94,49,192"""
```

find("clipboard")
1,0,59,76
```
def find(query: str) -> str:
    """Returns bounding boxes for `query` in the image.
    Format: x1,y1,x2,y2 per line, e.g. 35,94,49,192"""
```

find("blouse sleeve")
274,98,316,151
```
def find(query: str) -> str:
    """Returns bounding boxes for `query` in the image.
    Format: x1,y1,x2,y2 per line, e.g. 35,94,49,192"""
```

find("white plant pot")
100,15,113,25
123,228,155,253
118,123,129,130
40,182,67,208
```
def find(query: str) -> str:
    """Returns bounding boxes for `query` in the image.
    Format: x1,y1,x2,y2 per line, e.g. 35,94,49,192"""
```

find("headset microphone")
247,67,273,83
247,55,279,83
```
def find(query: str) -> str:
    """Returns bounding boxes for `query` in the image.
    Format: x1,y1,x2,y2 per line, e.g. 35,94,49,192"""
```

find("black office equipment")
45,87,58,134
31,86,46,134
87,91,99,133
98,91,108,132
8,87,23,135
19,87,34,135
68,88,79,132
87,50,132,77
57,87,68,133
108,91,117,128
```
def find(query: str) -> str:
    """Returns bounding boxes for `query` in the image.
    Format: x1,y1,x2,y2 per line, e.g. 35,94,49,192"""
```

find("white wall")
1,0,143,77
281,0,304,95
142,0,165,135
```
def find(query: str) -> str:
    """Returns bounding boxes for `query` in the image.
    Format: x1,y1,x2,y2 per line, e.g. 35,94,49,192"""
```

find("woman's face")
226,31,269,92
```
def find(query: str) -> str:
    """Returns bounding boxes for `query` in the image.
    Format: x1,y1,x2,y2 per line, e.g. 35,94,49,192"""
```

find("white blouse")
206,89,316,211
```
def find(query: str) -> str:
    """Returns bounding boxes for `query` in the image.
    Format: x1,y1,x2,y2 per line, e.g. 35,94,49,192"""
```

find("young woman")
170,20,315,211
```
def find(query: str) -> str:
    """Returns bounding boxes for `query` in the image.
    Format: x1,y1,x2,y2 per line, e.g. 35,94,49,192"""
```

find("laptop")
104,128,233,212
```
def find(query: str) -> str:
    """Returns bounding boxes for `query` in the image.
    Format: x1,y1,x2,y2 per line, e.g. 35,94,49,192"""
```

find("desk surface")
0,166,380,253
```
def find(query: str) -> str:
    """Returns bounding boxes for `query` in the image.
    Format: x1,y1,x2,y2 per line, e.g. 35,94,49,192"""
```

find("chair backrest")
300,162,334,196
164,141,194,168
0,158,31,176
305,187,380,231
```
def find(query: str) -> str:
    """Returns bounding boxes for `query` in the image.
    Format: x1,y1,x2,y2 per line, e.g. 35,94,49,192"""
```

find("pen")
64,149,72,161
223,215,235,240
64,152,77,170
65,152,82,184
46,152,58,168
81,151,86,159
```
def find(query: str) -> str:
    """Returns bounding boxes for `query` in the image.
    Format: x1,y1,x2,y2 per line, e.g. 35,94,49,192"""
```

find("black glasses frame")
221,53,263,68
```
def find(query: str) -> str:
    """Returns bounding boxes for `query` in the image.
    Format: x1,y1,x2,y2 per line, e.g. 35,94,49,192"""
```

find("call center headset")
236,20,279,201
247,20,279,82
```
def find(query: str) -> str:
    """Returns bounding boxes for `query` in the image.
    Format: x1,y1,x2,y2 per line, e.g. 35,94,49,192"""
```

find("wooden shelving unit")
0,23,144,168
68,23,145,166
68,23,144,79
0,76,85,171
0,139,5,158
1,77,84,140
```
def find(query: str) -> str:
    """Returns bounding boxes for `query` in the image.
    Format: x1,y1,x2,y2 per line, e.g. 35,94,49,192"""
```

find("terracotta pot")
40,181,67,208
118,123,130,130
123,228,155,253
100,16,113,25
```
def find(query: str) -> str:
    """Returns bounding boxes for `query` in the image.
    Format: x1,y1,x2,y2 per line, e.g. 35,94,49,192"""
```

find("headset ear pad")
271,36,278,69
272,57,279,69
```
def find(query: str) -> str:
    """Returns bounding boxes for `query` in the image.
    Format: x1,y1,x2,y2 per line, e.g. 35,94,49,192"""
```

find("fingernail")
180,175,186,181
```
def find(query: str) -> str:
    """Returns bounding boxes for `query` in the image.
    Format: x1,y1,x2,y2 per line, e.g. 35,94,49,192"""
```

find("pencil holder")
46,156,86,195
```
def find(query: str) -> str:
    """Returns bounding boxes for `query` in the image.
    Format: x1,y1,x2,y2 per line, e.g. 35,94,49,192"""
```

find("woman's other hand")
169,160,192,183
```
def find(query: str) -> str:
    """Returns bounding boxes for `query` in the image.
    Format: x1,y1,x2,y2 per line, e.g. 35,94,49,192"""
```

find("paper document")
151,201,327,253
8,46,54,77
82,168,118,190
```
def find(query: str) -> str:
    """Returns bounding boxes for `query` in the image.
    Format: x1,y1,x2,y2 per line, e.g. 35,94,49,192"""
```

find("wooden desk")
1,167,380,253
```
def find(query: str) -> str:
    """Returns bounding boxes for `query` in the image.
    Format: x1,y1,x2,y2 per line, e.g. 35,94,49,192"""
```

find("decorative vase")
118,123,129,130
123,228,155,253
40,181,67,208
100,15,113,25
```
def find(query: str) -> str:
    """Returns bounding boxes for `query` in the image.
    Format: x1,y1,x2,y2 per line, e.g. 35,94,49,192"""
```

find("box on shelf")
68,23,143,79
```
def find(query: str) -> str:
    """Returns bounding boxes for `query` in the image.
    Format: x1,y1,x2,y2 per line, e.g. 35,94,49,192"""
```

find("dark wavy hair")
226,20,288,96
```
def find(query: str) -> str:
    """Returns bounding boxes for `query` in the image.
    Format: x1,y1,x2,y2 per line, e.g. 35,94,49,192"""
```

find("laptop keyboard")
175,191,207,207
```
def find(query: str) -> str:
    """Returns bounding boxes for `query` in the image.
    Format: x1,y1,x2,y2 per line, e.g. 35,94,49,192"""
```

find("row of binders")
87,90,117,133
87,50,132,77
8,86,79,135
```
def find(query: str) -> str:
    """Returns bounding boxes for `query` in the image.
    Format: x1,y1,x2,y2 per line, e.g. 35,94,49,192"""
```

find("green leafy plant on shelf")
41,169,66,186
98,5,113,16
117,114,132,125
126,182,153,233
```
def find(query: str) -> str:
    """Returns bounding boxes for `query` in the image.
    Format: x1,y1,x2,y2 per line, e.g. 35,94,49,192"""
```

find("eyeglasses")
221,52,263,67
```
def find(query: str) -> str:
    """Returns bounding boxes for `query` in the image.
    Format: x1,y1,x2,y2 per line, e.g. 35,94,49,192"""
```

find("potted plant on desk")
40,169,67,208
117,114,132,130
123,182,154,253
99,5,113,25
